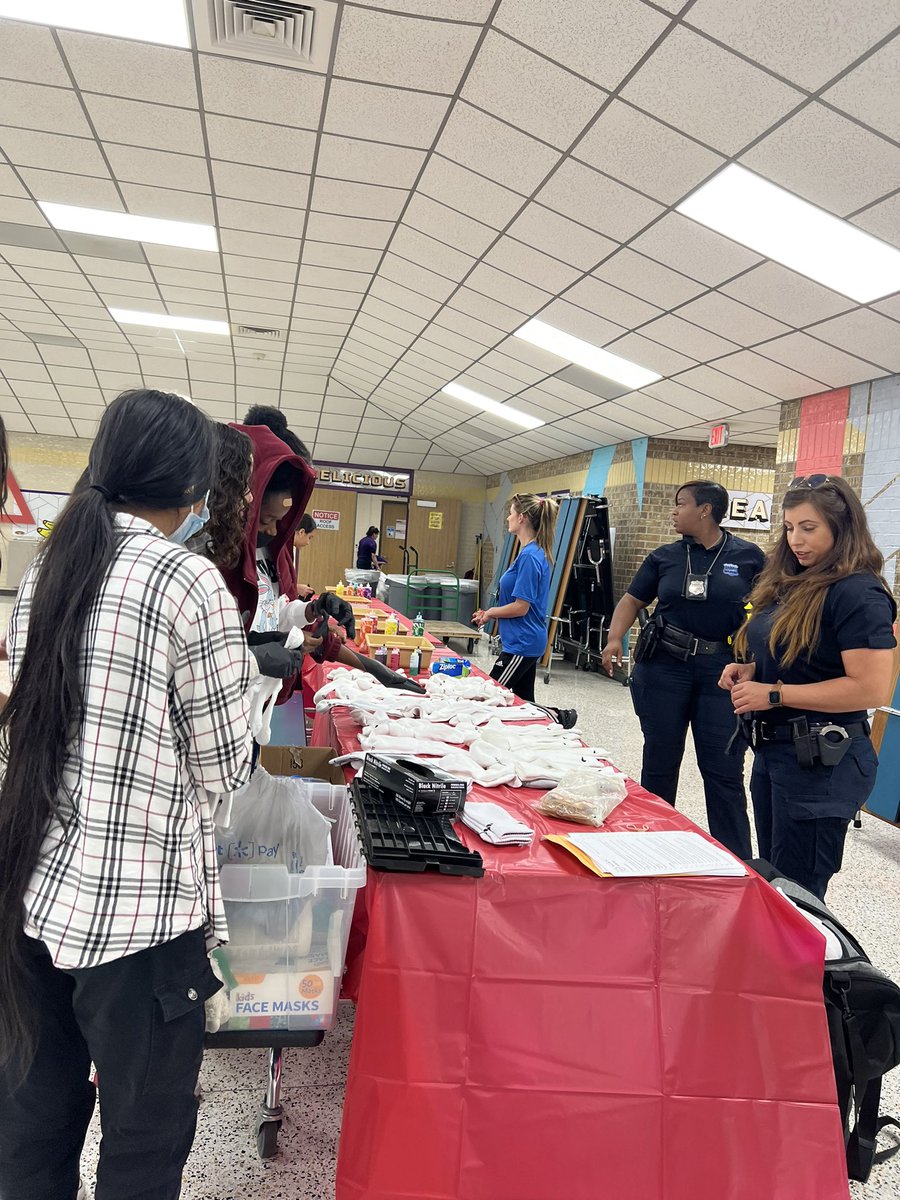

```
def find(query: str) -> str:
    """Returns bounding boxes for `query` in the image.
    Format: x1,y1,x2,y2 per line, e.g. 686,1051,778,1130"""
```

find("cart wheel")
256,1117,281,1161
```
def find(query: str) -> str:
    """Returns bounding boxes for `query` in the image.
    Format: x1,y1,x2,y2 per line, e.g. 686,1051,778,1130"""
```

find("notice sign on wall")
722,491,772,531
429,511,443,530
312,509,340,531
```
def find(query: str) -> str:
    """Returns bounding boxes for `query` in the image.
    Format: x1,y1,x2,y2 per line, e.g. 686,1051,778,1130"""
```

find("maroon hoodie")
220,423,316,633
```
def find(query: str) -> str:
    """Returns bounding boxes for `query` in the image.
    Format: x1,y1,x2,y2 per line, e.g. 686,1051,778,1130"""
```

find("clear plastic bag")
536,768,627,827
216,767,332,873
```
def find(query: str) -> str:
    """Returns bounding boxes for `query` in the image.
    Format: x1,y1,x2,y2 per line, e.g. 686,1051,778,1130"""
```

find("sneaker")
76,1180,87,1200
555,709,578,730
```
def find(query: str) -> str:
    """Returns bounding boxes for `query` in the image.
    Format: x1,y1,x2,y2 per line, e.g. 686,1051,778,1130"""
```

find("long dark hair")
243,405,312,463
0,389,215,1073
735,476,888,666
205,423,252,568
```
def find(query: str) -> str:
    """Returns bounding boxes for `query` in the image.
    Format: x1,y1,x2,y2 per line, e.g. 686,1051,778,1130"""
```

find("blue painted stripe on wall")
584,444,615,496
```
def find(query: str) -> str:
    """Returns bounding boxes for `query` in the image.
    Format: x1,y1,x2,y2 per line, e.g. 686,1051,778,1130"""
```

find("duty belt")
751,719,869,745
660,622,729,660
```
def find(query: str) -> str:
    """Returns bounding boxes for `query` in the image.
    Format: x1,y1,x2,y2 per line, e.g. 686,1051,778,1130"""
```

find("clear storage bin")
216,782,365,1032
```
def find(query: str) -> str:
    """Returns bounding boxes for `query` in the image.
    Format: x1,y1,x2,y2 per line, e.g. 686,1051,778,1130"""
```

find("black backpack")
750,861,900,1182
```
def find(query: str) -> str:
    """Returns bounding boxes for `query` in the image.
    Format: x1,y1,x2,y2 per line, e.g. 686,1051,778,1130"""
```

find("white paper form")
567,830,746,878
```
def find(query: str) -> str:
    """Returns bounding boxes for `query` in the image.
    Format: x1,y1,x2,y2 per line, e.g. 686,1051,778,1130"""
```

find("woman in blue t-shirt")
721,475,896,898
473,493,577,728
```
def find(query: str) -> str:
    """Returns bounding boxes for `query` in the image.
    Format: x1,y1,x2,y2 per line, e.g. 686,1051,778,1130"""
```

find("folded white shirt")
461,801,534,846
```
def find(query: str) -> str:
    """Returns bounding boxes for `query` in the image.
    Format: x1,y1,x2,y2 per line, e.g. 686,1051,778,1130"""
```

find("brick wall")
776,373,900,599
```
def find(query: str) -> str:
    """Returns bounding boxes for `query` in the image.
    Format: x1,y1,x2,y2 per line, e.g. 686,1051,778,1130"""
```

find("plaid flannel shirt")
8,515,254,970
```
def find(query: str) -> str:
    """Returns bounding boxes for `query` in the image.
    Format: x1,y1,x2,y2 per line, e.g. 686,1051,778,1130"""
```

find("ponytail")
0,389,214,1074
512,493,559,565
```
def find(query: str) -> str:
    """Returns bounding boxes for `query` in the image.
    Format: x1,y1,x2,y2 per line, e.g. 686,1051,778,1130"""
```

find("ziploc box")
361,752,467,816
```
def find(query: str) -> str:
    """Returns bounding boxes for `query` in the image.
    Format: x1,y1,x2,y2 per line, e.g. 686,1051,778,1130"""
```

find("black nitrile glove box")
360,753,467,816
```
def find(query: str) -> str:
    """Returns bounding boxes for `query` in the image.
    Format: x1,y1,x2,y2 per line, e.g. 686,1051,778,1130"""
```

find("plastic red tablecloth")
310,685,849,1200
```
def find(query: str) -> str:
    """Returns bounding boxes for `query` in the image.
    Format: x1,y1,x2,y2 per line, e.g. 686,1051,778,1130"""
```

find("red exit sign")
708,423,730,448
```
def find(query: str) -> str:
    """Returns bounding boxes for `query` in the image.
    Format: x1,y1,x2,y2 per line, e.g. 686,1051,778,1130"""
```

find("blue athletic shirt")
498,540,550,657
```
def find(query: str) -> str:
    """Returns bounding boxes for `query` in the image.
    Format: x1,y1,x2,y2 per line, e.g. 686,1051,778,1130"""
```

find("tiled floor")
4,632,895,1199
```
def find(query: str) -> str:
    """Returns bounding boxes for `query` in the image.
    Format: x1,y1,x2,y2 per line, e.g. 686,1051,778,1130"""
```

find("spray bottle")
409,646,421,676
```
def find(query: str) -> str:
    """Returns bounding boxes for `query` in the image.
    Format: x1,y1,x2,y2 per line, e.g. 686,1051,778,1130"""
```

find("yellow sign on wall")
429,511,443,530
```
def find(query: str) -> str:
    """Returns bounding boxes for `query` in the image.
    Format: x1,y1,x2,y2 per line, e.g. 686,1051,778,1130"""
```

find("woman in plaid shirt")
0,390,255,1200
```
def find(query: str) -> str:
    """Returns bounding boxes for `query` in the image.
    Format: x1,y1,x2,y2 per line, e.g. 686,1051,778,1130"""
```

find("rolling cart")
206,781,366,1161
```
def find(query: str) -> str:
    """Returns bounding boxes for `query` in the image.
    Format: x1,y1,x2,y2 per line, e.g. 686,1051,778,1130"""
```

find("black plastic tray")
350,779,484,877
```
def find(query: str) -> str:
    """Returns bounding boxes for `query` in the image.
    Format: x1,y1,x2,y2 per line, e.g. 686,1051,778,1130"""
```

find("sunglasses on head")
789,474,834,490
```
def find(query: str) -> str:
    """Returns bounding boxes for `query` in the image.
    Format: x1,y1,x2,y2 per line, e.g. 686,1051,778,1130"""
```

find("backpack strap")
847,1077,881,1181
874,1115,900,1167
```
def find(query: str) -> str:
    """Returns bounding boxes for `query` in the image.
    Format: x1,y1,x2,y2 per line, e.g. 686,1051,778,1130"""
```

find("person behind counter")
473,493,577,728
357,526,386,571
601,481,765,858
721,475,896,899
0,390,254,1200
294,512,317,601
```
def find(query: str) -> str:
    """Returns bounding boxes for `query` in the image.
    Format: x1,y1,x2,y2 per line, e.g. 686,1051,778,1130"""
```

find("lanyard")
683,533,729,600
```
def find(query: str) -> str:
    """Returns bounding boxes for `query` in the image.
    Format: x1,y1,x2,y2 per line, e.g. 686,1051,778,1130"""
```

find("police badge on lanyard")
683,536,728,602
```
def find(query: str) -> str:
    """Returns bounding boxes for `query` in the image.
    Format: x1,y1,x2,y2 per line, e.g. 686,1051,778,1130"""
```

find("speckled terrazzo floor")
0,625,894,1199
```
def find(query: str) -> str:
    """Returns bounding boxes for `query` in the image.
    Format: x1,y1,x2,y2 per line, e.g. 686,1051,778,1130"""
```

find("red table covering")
308,677,849,1200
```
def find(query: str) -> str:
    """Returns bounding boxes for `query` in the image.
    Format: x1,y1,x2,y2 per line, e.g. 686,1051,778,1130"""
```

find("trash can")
344,568,380,588
384,573,436,618
458,579,479,627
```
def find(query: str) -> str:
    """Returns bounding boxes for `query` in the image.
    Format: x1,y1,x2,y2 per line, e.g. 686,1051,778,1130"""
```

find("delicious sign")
316,463,413,497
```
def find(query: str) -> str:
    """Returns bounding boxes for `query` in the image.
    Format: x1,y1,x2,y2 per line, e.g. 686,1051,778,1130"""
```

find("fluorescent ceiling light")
677,164,900,304
39,202,217,253
109,309,230,336
441,382,544,430
0,1,191,47
515,319,662,389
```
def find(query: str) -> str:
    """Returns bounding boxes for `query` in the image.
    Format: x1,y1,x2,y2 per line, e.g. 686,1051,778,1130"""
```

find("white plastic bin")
216,782,365,1033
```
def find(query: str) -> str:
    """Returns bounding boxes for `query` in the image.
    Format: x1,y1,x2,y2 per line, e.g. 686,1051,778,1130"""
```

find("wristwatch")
768,688,782,706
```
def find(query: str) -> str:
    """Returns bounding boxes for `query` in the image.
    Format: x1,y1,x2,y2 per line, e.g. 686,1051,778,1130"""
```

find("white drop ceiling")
0,1,898,474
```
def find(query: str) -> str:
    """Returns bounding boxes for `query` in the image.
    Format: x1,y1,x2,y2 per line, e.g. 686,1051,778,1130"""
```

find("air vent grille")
236,324,283,339
193,0,338,71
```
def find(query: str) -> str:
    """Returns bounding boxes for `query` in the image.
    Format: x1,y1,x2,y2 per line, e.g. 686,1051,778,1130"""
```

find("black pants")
0,927,219,1200
490,652,539,703
751,738,877,899
630,651,752,859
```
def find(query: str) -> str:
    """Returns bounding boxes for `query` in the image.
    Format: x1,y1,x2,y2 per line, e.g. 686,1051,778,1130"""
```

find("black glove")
312,592,356,641
247,631,288,647
362,654,427,694
249,641,304,679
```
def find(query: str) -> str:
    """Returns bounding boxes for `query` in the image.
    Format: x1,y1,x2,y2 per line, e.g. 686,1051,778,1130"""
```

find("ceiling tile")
576,100,724,204
507,202,616,271
622,25,802,155
60,30,198,106
0,128,109,176
84,93,205,155
303,242,382,272
0,194,46,226
565,274,663,329
312,177,407,221
713,348,826,399
741,102,900,216
593,249,705,309
380,255,456,303
298,263,369,293
495,0,669,90
674,364,779,412
0,19,70,85
462,31,606,148
533,298,627,347
433,306,504,348
199,55,325,127
104,143,209,192
325,79,450,149
851,193,900,250
335,7,480,92
212,160,309,207
824,37,900,141
538,159,663,241
756,330,887,387
677,291,792,344
687,0,900,92
720,262,855,327
438,103,560,195
484,236,580,294
449,286,528,333
467,262,550,315
305,211,394,250
316,135,426,188
403,194,495,258
390,225,474,280
218,226,301,263
555,364,629,401
607,331,697,376
218,196,306,238
640,313,739,361
631,212,762,287
205,115,317,173
121,183,214,224
19,168,122,211
0,79,92,138
810,309,900,372
417,154,523,229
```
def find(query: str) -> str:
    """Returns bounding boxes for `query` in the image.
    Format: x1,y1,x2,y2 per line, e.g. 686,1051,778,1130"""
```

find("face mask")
170,494,210,545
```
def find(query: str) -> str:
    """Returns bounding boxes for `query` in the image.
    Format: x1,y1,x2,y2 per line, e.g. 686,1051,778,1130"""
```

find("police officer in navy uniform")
722,474,896,899
603,480,765,858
